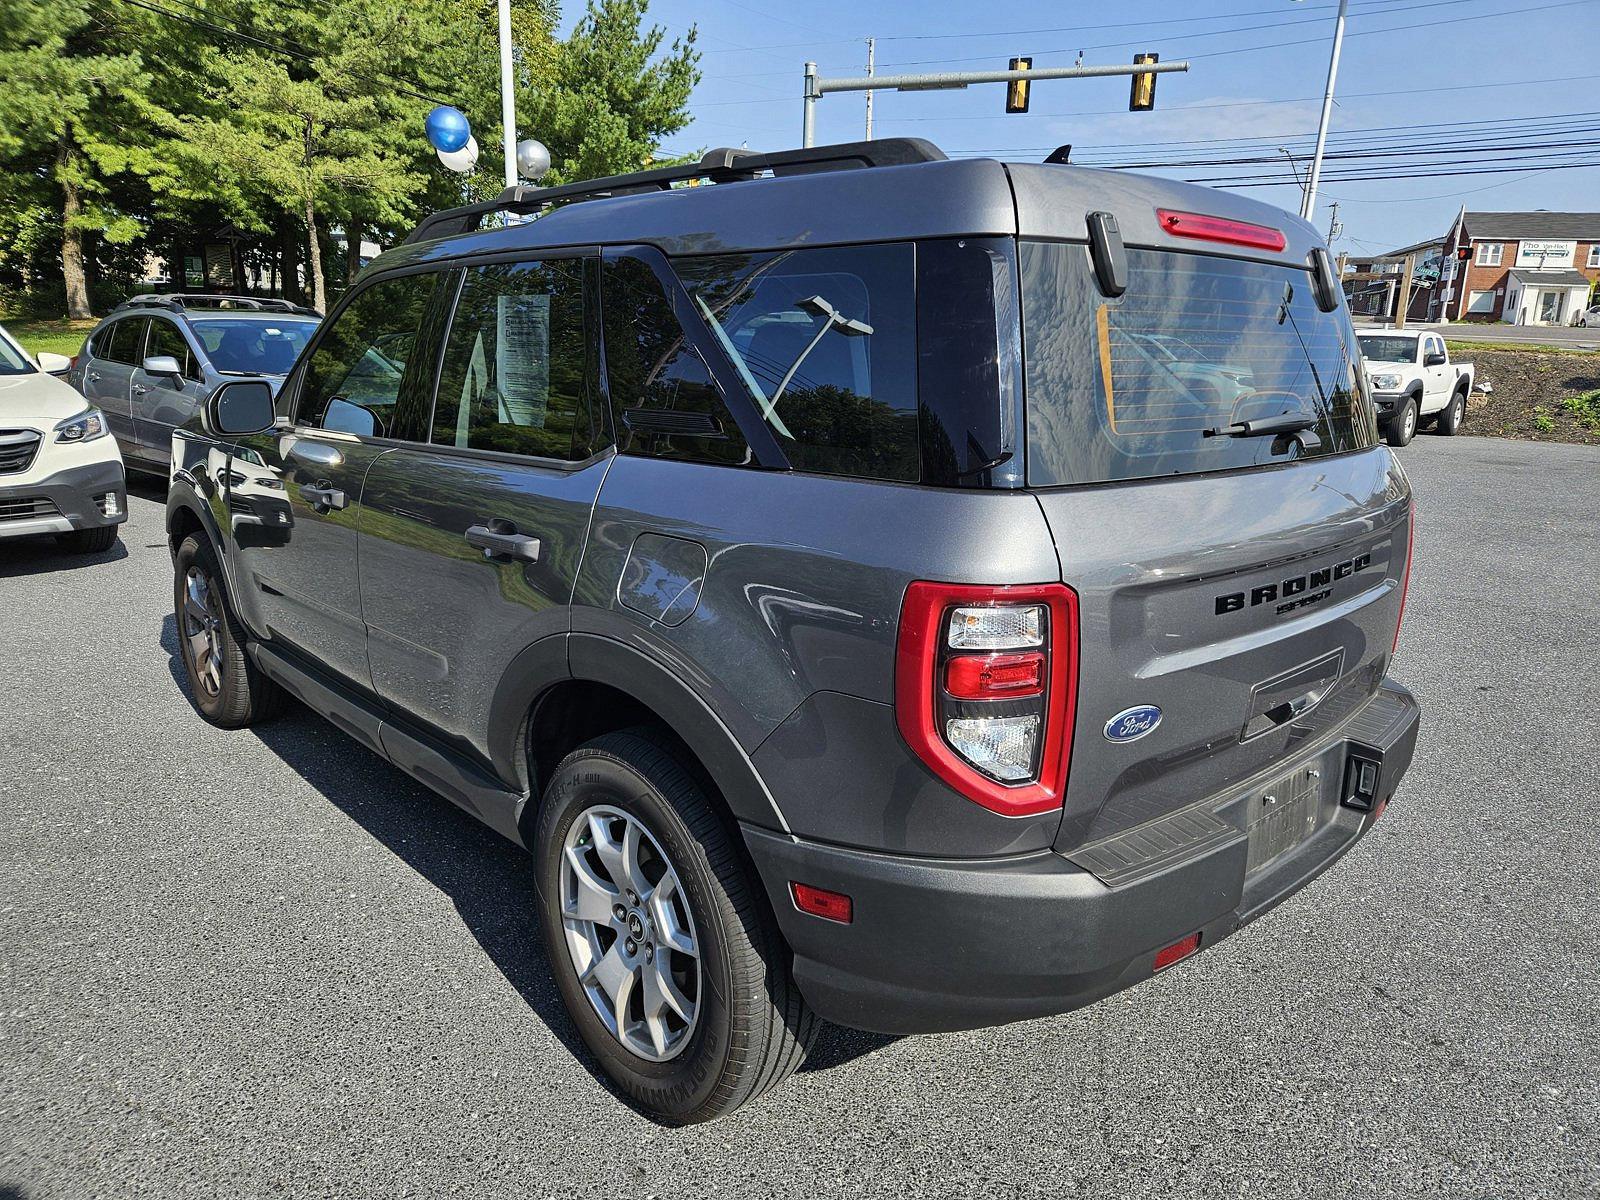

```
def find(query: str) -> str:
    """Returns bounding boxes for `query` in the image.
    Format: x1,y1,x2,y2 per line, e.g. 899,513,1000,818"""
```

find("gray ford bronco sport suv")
166,139,1420,1124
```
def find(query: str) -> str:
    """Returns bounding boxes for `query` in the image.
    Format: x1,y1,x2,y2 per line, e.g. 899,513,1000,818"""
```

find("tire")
172,533,286,727
1385,395,1418,447
59,525,118,554
1435,389,1466,436
533,730,816,1124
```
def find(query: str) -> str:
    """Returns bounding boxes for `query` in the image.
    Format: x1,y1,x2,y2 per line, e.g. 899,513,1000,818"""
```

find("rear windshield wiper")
1203,413,1319,440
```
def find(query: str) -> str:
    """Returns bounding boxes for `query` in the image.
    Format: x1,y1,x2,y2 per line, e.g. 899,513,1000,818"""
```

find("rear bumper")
745,679,1420,1034
0,458,127,539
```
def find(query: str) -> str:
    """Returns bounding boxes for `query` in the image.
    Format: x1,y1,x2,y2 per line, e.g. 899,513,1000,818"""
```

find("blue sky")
559,0,1600,256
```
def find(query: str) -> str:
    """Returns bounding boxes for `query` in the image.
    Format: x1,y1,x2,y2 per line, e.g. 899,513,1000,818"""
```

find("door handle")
132,384,148,395
288,440,344,467
301,483,348,511
88,371,102,383
465,522,541,563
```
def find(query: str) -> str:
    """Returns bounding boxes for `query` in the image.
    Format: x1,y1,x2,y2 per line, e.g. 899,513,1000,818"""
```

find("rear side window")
431,258,601,461
146,320,198,380
672,244,918,482
601,256,750,467
103,319,146,365
1021,243,1374,487
297,273,439,437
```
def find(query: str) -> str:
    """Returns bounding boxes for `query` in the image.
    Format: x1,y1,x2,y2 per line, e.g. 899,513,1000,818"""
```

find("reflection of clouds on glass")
1022,244,1370,487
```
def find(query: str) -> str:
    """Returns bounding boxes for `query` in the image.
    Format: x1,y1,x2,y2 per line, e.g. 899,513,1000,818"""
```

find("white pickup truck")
1355,328,1474,447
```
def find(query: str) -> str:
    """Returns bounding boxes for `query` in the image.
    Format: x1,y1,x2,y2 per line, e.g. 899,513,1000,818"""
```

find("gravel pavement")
2,438,1597,1199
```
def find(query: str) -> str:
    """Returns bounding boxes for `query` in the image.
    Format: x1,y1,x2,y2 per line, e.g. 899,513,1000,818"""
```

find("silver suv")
165,140,1420,1124
68,295,319,474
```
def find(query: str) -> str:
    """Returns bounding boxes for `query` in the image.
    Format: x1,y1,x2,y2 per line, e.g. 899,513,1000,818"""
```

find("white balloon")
437,135,479,173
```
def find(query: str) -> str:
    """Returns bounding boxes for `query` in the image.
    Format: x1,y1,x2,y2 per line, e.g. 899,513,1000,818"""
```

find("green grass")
1444,339,1594,356
1532,406,1556,435
1,318,96,360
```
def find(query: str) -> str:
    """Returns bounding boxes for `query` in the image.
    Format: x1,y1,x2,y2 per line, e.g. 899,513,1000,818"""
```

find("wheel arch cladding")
539,634,792,836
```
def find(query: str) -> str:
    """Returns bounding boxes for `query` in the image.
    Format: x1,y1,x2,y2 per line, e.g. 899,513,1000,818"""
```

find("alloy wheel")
182,565,225,697
559,805,702,1062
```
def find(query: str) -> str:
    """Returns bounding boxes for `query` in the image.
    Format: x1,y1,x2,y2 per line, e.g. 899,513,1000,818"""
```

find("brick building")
1433,209,1600,325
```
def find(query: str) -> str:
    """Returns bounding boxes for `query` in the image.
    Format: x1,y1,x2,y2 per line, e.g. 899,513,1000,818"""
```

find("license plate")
1245,766,1322,874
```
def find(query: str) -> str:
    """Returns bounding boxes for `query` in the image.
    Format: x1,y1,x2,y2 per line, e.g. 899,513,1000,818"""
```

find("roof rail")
405,138,948,245
115,293,321,317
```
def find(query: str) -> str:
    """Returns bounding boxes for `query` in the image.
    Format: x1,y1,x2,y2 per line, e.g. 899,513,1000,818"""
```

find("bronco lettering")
1214,552,1371,615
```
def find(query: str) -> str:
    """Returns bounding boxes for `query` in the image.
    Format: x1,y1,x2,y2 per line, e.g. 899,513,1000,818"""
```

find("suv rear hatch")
1017,238,1411,856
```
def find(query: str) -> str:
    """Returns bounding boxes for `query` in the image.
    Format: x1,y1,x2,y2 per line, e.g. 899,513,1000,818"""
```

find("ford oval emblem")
1104,705,1162,743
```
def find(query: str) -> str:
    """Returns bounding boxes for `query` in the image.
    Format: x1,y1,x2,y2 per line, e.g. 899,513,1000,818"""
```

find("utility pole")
864,38,876,140
802,58,1190,147
1279,148,1307,210
1302,0,1348,220
1326,200,1342,247
1394,253,1416,329
497,0,517,190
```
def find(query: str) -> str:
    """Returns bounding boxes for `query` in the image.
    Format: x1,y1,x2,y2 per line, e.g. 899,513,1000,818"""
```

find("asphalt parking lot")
2,437,1597,1199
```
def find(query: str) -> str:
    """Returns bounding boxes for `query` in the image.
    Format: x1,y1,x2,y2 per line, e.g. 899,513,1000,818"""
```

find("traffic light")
1006,57,1032,113
1129,52,1159,111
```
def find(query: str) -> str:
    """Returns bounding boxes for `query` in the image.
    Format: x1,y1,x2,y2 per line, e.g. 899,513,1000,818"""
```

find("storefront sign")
1516,239,1575,268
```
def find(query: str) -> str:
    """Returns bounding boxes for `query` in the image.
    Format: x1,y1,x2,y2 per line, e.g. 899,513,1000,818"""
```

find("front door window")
1539,291,1563,325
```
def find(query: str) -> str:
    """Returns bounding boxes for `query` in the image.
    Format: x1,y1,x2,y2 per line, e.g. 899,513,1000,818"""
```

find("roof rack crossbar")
405,138,948,245
114,293,321,317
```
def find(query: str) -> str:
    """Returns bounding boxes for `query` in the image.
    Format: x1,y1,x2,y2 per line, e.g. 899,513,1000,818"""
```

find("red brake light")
790,882,852,924
69,354,79,370
895,581,1079,818
944,651,1045,699
1153,931,1202,972
1392,499,1415,656
1156,208,1287,252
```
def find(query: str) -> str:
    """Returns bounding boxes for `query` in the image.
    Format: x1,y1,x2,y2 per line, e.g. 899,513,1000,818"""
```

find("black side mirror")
1309,247,1341,313
204,380,276,438
1424,351,1446,366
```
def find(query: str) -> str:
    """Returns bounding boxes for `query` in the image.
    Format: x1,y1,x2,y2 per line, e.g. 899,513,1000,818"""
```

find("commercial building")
1434,210,1600,325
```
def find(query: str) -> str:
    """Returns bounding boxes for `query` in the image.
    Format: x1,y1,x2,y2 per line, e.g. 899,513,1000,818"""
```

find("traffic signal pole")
801,59,1190,147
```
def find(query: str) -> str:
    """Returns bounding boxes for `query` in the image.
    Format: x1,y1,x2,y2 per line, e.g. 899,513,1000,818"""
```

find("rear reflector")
1156,208,1287,252
1153,931,1202,972
1393,499,1415,657
790,882,853,924
945,651,1046,699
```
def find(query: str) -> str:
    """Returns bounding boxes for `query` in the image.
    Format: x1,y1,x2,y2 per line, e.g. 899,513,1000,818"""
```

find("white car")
0,324,127,552
1579,303,1600,328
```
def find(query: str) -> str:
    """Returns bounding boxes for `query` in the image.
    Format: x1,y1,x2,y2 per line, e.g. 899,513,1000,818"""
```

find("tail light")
69,354,79,371
1156,208,1287,252
895,582,1079,817
1392,499,1414,656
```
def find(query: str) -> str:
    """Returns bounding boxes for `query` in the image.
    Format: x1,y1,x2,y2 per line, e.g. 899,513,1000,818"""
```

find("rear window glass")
672,244,918,482
192,318,317,375
1021,243,1374,487
104,319,146,365
1356,335,1418,363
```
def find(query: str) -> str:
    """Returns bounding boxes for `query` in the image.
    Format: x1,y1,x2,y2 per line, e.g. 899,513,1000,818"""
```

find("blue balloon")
425,106,470,153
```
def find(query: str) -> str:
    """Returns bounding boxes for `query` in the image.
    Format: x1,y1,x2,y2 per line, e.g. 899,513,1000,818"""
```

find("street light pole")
498,0,517,190
1302,0,1348,221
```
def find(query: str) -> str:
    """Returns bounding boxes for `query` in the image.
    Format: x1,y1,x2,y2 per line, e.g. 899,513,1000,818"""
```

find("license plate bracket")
1245,764,1323,874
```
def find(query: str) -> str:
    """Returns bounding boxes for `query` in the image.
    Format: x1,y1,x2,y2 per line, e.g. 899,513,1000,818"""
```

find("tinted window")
431,258,599,460
297,274,438,436
0,329,32,375
673,244,918,481
601,256,749,467
104,319,146,365
146,320,198,380
191,318,316,375
1021,243,1375,487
